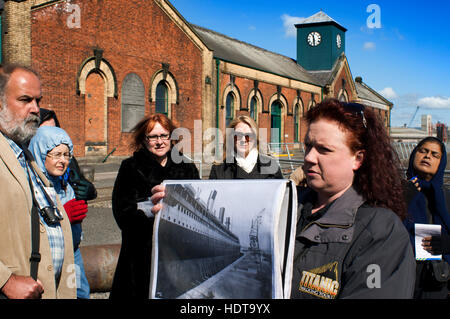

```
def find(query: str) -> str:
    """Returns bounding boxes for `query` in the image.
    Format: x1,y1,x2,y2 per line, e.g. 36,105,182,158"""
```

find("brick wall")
2,1,32,65
218,71,316,145
30,0,203,157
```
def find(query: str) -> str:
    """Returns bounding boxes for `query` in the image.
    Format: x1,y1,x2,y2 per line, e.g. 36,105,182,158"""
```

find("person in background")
289,165,306,186
110,113,200,299
0,63,75,298
291,99,415,299
29,126,90,299
209,115,283,179
39,108,97,202
404,136,450,298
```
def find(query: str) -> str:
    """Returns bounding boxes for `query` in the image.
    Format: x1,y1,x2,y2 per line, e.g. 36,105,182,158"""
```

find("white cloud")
363,41,376,50
379,87,398,99
281,14,305,38
417,96,450,109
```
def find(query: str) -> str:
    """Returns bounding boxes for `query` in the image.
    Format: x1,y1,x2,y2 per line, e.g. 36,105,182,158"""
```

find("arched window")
226,93,234,127
250,96,257,121
155,81,168,115
270,101,282,145
121,73,145,132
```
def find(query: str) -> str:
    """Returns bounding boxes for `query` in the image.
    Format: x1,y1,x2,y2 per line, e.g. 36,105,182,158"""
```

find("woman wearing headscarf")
29,126,90,298
404,136,450,298
39,108,97,201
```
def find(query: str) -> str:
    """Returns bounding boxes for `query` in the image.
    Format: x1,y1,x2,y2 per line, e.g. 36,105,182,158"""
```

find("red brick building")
1,0,392,159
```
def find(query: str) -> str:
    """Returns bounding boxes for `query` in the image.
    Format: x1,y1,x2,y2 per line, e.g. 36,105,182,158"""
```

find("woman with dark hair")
291,98,415,299
209,115,283,179
110,113,200,299
404,137,450,298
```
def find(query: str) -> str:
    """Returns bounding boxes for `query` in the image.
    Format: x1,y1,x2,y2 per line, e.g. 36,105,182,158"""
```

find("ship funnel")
219,207,225,223
225,217,231,230
207,190,217,212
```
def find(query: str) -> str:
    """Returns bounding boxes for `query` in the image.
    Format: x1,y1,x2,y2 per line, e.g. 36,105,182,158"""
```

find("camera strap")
20,144,41,281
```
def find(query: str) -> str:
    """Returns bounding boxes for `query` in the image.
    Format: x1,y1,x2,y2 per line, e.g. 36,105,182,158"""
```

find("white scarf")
235,148,258,173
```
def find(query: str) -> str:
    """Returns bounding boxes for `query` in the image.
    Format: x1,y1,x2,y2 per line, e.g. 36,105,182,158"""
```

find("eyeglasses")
342,102,367,129
145,134,170,142
46,152,72,160
234,132,256,142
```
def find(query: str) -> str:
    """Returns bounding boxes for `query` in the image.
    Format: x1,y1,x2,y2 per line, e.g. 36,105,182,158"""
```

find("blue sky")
170,0,450,128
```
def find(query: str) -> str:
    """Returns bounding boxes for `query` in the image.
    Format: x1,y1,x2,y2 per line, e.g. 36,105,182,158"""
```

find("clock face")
336,34,342,48
307,31,321,47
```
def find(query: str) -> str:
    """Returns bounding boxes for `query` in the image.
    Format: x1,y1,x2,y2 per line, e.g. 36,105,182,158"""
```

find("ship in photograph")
149,179,297,299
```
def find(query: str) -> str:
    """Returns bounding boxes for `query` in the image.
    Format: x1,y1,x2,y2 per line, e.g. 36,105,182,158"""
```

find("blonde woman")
209,115,283,179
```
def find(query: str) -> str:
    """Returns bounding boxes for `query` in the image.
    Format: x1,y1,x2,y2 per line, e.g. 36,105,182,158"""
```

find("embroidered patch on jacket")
298,261,340,299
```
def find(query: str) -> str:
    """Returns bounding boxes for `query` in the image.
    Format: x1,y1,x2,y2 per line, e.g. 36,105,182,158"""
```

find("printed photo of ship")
149,179,290,299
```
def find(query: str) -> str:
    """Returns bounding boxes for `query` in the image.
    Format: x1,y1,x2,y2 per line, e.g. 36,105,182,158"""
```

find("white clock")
307,31,321,47
336,34,342,48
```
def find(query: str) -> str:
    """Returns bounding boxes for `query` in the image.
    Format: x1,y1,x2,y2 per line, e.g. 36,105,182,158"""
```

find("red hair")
130,113,176,151
306,99,407,219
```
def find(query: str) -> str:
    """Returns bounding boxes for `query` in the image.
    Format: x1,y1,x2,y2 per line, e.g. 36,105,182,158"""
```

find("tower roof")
295,11,347,32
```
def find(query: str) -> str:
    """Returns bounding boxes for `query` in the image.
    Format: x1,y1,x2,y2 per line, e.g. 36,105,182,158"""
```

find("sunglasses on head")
342,102,367,129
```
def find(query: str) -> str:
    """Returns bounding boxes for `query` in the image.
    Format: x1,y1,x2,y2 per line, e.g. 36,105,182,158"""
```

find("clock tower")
295,11,347,71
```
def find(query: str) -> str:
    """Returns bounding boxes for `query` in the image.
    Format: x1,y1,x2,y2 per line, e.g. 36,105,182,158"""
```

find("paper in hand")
414,223,441,261
137,199,154,218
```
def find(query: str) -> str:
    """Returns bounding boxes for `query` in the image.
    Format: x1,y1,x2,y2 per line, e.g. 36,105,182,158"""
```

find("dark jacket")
291,186,416,299
110,147,200,299
404,141,450,298
209,154,283,179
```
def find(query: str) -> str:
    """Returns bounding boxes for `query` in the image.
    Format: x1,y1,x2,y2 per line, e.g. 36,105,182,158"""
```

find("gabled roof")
355,77,393,109
307,53,346,86
191,24,323,86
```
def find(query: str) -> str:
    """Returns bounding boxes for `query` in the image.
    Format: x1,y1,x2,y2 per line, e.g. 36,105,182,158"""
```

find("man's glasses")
46,152,72,160
145,134,170,142
342,102,367,128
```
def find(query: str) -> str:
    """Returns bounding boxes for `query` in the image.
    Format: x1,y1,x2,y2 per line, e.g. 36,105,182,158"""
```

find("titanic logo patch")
298,261,340,299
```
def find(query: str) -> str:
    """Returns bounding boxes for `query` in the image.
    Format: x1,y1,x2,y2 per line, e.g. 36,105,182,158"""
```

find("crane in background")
408,106,420,128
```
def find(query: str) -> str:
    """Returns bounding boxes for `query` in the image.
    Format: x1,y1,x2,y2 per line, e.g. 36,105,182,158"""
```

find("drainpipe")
215,58,220,155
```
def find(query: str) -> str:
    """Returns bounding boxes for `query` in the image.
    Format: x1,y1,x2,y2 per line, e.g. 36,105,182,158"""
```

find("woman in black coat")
209,115,283,180
110,114,199,299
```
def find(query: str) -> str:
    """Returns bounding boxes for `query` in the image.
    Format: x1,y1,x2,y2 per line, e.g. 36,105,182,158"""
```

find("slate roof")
295,11,347,32
355,78,393,106
191,24,323,86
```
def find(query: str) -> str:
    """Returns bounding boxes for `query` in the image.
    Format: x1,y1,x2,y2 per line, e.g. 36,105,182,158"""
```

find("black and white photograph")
149,179,296,299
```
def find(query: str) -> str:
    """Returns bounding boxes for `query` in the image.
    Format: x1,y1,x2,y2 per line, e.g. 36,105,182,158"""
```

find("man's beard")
0,103,40,145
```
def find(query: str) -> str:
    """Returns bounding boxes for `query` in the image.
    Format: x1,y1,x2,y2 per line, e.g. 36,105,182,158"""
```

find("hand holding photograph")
149,179,297,299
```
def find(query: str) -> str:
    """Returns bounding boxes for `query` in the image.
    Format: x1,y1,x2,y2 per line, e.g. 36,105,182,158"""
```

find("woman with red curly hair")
291,99,416,299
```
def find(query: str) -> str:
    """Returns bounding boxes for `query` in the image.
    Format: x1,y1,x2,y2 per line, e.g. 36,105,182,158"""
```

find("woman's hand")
422,235,450,255
150,184,166,215
409,176,421,192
